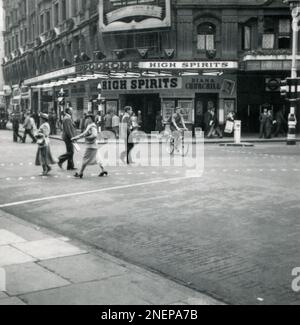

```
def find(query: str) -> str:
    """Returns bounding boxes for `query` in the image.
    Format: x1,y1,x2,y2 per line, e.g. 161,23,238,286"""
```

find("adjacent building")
1,0,300,133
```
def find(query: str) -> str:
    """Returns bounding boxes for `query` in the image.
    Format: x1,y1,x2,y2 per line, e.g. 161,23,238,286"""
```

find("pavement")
1,130,300,305
0,210,221,306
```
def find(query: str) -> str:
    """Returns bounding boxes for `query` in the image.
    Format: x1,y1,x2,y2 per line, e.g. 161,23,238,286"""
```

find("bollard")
234,120,241,144
287,113,297,145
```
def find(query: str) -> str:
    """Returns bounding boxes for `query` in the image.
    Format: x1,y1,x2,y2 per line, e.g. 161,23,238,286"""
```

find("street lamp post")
283,0,300,144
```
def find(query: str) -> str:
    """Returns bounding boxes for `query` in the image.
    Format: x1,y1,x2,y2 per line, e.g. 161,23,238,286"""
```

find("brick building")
1,0,300,133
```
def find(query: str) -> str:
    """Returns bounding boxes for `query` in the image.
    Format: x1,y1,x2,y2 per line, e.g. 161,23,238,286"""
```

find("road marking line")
0,176,192,208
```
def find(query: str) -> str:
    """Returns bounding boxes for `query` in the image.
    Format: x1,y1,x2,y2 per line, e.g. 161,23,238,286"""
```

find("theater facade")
2,0,300,133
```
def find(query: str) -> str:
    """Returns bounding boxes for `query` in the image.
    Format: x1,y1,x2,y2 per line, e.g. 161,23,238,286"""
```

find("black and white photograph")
0,0,300,309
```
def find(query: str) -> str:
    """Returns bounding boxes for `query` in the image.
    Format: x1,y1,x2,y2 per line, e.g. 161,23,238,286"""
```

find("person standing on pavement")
265,110,273,139
207,106,223,138
35,113,57,176
203,109,213,136
259,108,268,138
112,112,120,138
22,112,36,143
274,107,287,137
104,110,113,132
120,106,134,164
72,114,108,179
58,108,77,170
12,112,23,142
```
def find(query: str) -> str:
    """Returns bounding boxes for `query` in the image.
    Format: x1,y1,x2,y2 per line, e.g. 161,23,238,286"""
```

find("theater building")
1,0,300,133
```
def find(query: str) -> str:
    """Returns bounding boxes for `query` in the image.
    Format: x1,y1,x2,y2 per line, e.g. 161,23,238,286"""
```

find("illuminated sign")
139,61,239,70
76,61,136,73
101,77,182,91
99,0,171,32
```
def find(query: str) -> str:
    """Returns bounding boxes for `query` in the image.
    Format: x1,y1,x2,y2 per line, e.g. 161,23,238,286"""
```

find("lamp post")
283,0,300,145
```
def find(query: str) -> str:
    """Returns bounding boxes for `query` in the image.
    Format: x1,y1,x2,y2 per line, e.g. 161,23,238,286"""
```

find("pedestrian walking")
207,107,223,138
22,112,36,143
274,108,287,137
259,108,268,138
265,110,273,139
112,112,120,138
137,110,143,129
58,108,77,170
155,110,164,132
224,111,235,136
104,110,113,132
35,113,57,176
12,112,23,142
120,106,134,164
72,114,108,179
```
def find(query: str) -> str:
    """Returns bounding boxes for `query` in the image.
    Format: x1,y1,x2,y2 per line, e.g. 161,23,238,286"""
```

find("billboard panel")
99,0,171,32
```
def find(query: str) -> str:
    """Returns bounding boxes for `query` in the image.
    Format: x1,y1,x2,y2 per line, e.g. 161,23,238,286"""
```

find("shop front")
96,74,237,133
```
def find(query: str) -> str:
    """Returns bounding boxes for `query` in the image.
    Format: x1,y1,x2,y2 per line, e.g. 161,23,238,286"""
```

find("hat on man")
40,113,49,120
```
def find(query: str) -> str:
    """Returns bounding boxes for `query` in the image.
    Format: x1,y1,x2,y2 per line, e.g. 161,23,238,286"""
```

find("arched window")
197,23,216,51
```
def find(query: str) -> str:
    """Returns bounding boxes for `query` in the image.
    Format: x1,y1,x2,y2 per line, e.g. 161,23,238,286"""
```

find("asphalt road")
0,130,300,305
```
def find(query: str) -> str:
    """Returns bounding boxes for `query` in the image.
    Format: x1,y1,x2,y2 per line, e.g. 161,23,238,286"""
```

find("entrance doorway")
195,94,218,130
121,93,161,133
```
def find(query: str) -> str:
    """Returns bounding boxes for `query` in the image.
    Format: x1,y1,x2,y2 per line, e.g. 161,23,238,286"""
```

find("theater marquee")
99,0,171,32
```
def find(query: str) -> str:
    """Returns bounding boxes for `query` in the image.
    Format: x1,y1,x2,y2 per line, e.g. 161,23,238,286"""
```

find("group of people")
259,107,287,139
33,105,146,177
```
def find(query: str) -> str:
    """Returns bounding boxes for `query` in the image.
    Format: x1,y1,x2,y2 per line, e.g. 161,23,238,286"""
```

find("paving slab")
0,246,36,267
12,238,87,261
20,271,220,305
38,254,127,283
4,262,70,296
0,229,27,246
0,212,51,241
0,292,8,299
20,279,150,305
0,297,27,305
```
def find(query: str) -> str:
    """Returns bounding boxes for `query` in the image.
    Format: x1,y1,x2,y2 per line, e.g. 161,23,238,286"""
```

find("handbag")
224,120,234,134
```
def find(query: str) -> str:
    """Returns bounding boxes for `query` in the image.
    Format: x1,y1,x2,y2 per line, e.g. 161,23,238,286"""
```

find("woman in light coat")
35,113,57,176
72,114,108,179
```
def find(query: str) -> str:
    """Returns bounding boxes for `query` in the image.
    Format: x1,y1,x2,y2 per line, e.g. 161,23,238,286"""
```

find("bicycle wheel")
176,136,190,157
166,136,175,155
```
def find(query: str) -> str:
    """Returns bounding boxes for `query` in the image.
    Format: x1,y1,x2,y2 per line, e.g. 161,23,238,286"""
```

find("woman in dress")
72,114,108,179
35,113,57,176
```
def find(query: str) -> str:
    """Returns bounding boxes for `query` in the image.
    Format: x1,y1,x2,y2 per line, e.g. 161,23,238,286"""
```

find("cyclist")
170,107,188,151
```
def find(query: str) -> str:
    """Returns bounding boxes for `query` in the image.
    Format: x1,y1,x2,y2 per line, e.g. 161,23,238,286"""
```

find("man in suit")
58,108,77,170
259,108,268,138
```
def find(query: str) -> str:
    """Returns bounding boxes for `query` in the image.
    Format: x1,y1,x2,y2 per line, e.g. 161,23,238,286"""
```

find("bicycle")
165,128,189,157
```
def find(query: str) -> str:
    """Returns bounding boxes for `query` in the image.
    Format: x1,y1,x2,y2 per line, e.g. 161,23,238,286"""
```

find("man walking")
12,112,23,142
120,106,134,164
58,108,77,170
22,112,36,143
274,108,287,137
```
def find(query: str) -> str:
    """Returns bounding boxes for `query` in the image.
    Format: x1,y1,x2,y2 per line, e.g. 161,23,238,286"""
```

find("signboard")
101,77,182,91
266,78,280,92
3,85,12,97
24,67,76,85
76,61,135,73
99,0,171,32
139,61,239,70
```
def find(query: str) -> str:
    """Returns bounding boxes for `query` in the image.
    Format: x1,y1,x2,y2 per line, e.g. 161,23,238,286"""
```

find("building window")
263,17,275,49
54,3,59,26
243,26,251,50
278,18,291,49
61,0,67,22
262,33,275,49
71,0,78,17
197,23,216,51
46,11,51,31
40,14,44,34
